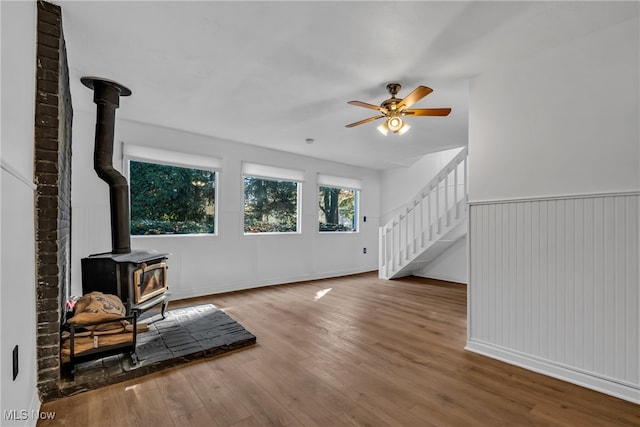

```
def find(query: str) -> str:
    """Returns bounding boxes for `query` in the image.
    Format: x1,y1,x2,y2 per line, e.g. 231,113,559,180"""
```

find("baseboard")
465,338,640,404
169,267,378,300
413,272,468,285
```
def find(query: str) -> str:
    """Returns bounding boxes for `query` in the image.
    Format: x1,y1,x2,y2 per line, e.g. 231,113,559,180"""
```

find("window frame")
123,145,221,237
242,162,304,235
317,173,362,234
317,185,360,234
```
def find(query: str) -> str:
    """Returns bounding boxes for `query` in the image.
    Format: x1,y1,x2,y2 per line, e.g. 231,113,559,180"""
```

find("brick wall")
33,0,73,401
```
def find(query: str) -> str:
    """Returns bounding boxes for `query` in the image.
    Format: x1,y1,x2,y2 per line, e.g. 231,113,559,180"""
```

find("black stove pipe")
82,77,132,254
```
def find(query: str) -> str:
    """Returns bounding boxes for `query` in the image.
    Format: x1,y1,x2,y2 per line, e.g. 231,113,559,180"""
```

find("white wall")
414,236,467,284
71,111,381,299
0,1,41,425
468,19,639,201
467,16,639,403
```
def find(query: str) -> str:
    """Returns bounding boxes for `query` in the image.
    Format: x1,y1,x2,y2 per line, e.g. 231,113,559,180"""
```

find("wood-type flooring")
39,273,639,426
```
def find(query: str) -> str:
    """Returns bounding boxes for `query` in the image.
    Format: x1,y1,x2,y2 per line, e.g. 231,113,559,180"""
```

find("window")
129,161,216,235
124,145,221,236
317,174,361,233
318,186,358,232
243,162,303,234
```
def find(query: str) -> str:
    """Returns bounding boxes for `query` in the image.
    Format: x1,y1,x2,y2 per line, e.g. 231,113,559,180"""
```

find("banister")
379,147,468,279
381,147,467,231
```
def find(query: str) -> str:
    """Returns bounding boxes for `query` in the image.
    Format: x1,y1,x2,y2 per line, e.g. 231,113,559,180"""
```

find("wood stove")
81,250,170,315
79,77,170,316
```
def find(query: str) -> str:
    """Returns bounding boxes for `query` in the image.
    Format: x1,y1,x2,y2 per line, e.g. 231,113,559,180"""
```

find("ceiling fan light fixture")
398,121,411,135
388,116,403,132
377,121,390,136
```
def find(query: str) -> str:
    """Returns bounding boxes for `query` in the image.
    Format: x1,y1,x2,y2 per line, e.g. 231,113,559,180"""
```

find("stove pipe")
82,77,132,254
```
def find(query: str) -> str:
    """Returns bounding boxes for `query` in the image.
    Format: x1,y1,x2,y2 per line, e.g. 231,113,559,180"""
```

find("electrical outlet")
12,345,18,380
363,247,367,254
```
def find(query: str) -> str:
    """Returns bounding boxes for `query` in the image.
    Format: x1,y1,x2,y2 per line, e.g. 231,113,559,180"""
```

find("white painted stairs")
379,148,468,279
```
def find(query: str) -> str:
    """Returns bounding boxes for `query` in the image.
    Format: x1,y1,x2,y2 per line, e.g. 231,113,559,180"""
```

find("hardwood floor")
39,273,639,426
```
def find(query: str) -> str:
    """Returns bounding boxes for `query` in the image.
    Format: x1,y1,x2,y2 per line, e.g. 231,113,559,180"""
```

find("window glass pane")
244,176,299,233
129,160,216,235
318,186,358,232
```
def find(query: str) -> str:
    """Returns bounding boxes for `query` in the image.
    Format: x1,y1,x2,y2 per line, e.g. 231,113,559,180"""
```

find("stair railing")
379,147,468,278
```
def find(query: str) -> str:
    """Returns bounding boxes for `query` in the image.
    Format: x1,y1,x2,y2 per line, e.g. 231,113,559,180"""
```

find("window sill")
131,233,217,238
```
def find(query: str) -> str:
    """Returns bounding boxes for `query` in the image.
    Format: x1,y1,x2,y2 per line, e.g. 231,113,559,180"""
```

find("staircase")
379,148,468,279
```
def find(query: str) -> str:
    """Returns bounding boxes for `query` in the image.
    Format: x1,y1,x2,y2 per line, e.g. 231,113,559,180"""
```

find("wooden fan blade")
347,101,389,115
347,100,381,110
345,115,385,128
404,108,451,116
398,86,433,110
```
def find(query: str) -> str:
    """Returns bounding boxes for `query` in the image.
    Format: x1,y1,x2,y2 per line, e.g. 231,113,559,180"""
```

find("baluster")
397,217,402,265
418,199,424,248
445,170,450,227
412,200,420,255
379,227,384,277
405,208,410,261
397,218,402,266
387,227,391,274
436,178,441,234
463,157,467,206
408,204,412,255
399,213,403,263
397,216,402,265
394,220,399,270
427,189,432,241
390,224,395,273
454,161,459,220
410,206,415,258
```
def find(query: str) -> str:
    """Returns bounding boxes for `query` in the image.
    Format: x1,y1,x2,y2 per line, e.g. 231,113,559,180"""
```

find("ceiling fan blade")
404,108,451,116
347,100,389,115
347,100,381,110
345,115,385,128
398,86,433,110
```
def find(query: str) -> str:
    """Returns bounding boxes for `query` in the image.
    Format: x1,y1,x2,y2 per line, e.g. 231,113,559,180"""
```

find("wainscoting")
467,192,639,403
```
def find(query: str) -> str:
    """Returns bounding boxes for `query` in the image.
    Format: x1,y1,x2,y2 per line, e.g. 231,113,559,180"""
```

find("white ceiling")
57,1,638,170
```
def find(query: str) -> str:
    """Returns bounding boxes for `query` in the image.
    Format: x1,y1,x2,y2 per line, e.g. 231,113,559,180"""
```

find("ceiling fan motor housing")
381,98,400,113
381,83,402,113
386,83,401,96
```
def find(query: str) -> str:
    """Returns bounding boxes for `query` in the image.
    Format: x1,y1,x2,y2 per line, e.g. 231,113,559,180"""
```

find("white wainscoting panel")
71,205,112,295
467,193,639,403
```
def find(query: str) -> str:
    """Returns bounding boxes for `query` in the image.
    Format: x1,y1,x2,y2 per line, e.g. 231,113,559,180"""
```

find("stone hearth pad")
58,304,256,397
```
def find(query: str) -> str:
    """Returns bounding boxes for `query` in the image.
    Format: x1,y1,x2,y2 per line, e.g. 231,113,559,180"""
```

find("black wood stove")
80,77,170,316
81,250,170,316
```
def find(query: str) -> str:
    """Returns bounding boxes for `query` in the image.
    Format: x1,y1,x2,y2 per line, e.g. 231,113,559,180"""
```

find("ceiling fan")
345,83,451,136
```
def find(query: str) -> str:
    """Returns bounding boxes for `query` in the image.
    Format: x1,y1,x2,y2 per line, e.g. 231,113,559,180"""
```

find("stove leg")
161,300,169,319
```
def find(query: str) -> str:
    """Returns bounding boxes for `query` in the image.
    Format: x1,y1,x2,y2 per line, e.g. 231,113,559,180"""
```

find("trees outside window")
244,176,300,233
319,186,358,232
129,160,216,235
